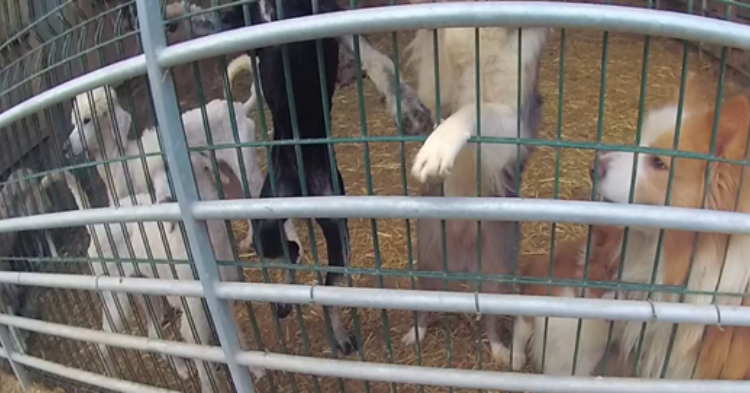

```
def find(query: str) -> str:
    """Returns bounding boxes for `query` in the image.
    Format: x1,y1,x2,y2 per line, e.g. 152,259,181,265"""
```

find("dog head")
66,86,132,159
593,74,750,212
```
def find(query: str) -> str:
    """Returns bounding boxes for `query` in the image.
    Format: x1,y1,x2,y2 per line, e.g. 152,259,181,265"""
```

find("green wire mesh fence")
1,0,750,392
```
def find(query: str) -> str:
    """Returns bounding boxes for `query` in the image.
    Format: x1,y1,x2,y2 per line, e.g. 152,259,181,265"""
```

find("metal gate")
2,0,750,392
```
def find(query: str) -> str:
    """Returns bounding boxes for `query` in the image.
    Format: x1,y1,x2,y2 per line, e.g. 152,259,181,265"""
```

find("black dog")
221,0,356,355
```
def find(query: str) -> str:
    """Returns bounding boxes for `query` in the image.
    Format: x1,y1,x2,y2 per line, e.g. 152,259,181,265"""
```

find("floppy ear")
590,225,625,282
701,95,750,212
713,94,750,160
216,161,244,200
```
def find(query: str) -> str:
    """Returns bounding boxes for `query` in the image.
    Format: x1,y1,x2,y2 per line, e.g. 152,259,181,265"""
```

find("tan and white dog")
594,75,750,380
511,225,624,376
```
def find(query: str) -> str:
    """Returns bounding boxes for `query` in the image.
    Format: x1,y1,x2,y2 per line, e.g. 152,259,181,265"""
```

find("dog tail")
226,54,261,115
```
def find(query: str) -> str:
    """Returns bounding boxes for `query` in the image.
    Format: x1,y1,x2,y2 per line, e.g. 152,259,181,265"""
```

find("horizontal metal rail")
0,55,145,128
2,312,750,392
0,313,224,364
2,2,750,129
0,271,203,296
237,352,750,393
2,309,750,393
159,2,750,67
0,272,748,326
0,346,177,393
0,197,749,235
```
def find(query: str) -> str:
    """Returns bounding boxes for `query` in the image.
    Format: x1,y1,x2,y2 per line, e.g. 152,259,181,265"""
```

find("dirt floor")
9,2,750,393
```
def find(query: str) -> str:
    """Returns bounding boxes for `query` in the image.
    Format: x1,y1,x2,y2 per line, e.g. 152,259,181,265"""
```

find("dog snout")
590,152,607,180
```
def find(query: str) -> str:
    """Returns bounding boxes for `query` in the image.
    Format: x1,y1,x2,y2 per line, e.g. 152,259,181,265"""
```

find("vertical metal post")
133,1,255,392
0,306,30,391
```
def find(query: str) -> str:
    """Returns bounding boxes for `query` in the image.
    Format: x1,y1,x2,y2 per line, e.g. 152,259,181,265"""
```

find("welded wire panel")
2,0,750,393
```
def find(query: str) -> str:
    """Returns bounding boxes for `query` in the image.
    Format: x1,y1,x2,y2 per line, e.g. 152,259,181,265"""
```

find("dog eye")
650,155,667,170
83,118,91,125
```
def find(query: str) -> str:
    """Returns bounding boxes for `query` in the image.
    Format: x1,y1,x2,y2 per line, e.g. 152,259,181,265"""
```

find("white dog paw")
511,351,527,371
490,342,512,365
402,326,426,346
411,130,462,183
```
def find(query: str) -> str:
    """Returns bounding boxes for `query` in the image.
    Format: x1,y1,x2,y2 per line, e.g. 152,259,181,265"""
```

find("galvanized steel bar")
215,282,750,326
192,197,750,234
159,2,750,68
0,271,203,296
0,202,180,232
3,2,750,131
2,197,750,235
236,351,750,393
9,352,178,393
0,313,224,365
0,306,29,390
0,55,145,130
133,0,255,391
5,310,750,392
2,271,748,327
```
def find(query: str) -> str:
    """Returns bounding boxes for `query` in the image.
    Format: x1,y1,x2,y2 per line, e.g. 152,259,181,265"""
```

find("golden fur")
596,74,750,379
511,225,624,376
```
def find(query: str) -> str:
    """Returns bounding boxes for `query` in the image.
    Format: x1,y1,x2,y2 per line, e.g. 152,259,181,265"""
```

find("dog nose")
590,153,606,180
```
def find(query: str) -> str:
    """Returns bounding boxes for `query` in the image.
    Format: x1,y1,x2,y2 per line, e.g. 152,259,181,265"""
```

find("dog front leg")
338,35,433,136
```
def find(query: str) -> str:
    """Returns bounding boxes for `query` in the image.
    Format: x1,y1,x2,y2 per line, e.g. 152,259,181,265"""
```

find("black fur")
220,0,356,355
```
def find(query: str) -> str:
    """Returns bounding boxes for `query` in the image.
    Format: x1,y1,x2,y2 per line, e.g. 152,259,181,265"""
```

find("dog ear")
590,225,625,281
694,95,750,213
215,161,244,200
713,94,750,160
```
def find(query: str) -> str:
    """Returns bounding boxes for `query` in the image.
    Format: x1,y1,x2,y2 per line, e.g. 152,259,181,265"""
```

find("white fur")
409,27,548,197
597,105,692,205
404,26,547,362
66,86,300,252
615,233,750,379
511,247,620,376
41,155,265,390
513,311,611,376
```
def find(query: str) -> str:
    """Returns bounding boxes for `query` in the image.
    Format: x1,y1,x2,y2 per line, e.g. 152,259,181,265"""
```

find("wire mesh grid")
2,0,750,392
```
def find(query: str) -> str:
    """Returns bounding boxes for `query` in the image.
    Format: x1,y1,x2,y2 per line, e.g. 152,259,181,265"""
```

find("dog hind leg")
338,35,433,137
311,168,356,355
252,174,302,319
99,291,133,378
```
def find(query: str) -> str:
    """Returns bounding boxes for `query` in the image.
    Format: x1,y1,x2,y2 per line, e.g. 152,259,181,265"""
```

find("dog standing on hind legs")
219,0,357,355
402,21,549,364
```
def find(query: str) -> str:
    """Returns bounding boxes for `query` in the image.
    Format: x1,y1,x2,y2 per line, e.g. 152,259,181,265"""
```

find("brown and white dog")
511,225,623,376
403,0,549,364
594,74,750,380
